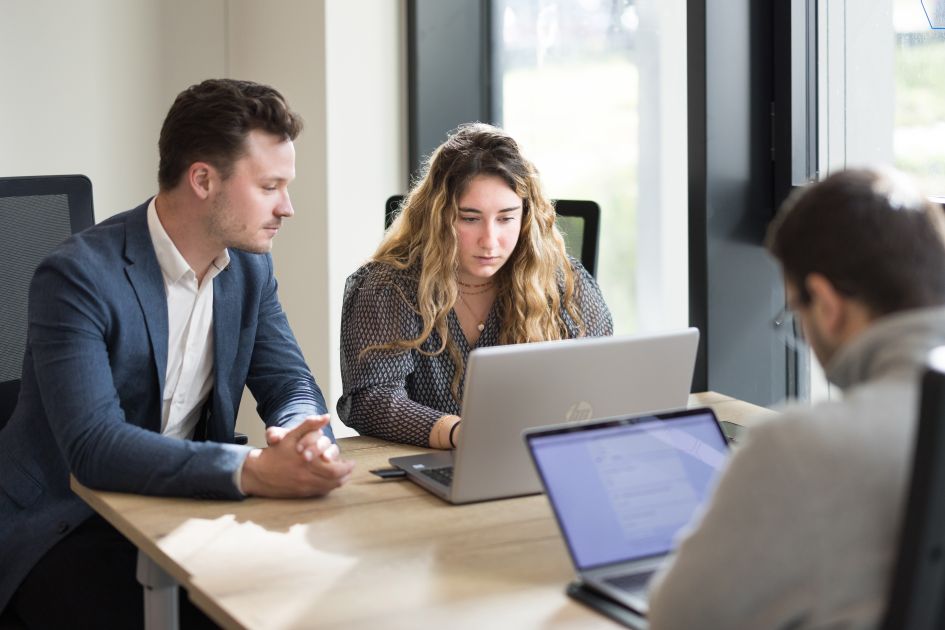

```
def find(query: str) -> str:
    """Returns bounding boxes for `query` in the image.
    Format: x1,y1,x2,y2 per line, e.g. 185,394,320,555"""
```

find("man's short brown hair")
766,168,945,315
157,79,303,191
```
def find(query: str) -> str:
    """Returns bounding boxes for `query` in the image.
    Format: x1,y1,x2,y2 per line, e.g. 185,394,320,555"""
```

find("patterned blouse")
337,260,614,446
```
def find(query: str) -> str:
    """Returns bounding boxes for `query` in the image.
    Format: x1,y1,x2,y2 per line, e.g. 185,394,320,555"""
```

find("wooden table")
71,393,775,630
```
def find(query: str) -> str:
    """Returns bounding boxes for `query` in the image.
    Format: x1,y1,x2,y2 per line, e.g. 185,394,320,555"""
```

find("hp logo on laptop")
565,401,594,422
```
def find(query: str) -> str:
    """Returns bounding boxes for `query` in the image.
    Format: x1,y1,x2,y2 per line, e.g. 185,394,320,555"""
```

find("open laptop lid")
524,408,729,572
450,329,700,503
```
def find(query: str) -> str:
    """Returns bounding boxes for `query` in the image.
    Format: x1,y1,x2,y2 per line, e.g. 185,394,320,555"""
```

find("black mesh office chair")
0,175,93,629
384,195,601,277
880,347,945,629
0,175,95,432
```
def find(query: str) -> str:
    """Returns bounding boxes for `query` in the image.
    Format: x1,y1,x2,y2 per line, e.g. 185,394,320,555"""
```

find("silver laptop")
524,407,730,615
388,328,700,504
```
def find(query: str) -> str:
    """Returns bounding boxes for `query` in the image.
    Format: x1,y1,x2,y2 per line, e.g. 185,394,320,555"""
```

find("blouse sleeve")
337,265,446,446
568,258,614,337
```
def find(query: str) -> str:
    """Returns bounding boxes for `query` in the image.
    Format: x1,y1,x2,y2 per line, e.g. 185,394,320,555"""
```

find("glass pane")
555,214,586,257
894,0,945,195
493,0,688,335
815,0,945,403
820,0,945,196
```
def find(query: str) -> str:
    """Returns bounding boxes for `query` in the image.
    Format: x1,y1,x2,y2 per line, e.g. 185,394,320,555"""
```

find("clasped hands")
240,414,355,498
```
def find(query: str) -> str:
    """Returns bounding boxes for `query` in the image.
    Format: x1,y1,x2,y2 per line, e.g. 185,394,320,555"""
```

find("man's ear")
805,273,846,337
187,162,215,201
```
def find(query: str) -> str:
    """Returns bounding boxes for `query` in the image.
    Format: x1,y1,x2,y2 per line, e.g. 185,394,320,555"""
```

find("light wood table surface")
71,392,775,630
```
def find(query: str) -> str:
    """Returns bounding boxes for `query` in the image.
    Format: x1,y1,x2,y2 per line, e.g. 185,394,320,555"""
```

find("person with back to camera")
646,167,945,629
337,123,614,448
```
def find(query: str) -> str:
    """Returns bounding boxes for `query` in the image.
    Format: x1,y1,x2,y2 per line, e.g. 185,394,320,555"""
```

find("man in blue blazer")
0,79,355,627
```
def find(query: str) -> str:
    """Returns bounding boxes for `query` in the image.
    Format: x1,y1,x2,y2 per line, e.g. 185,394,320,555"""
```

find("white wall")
0,0,406,445
225,1,333,446
227,0,406,443
0,0,226,215
325,0,407,436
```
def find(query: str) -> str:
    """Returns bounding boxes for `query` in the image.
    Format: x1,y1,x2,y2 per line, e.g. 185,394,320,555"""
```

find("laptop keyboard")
603,571,654,593
419,466,453,487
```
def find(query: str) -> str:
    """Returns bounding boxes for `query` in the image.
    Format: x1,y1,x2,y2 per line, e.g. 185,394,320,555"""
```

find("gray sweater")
647,306,945,630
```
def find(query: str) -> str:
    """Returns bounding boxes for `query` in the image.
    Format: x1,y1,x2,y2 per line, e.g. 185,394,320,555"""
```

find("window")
820,0,945,196
894,0,945,195
492,0,688,334
803,0,945,403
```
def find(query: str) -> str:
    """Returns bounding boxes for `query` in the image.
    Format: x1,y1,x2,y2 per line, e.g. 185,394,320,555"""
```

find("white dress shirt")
146,198,229,440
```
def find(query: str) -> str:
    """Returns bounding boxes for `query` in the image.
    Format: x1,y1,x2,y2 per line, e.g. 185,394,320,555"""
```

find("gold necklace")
458,285,493,296
457,279,494,289
458,293,490,332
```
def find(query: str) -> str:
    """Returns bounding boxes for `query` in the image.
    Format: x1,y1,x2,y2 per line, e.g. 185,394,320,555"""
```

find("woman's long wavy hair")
370,122,586,398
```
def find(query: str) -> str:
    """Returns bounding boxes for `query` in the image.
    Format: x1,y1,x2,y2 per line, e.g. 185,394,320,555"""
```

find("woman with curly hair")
338,123,613,448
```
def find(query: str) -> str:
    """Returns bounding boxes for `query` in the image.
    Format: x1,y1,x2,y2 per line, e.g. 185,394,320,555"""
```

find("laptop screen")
527,409,729,571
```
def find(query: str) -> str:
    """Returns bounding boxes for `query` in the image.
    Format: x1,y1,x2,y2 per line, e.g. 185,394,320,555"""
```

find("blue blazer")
0,201,327,608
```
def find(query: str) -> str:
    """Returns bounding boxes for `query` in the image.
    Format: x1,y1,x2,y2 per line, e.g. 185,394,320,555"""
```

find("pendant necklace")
458,292,490,333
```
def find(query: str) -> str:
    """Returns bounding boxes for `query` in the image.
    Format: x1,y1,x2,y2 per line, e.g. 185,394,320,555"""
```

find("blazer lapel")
123,203,168,432
212,260,240,414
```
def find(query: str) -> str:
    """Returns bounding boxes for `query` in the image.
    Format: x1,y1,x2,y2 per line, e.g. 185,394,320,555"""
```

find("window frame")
409,0,816,406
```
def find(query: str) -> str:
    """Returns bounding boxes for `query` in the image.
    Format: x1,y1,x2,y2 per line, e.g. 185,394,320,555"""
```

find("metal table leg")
136,550,180,630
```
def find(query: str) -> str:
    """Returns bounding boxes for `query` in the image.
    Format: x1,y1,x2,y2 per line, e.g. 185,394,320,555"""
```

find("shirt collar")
147,197,230,285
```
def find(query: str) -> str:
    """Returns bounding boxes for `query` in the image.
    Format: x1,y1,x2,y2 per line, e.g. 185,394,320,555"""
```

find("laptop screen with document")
527,409,729,571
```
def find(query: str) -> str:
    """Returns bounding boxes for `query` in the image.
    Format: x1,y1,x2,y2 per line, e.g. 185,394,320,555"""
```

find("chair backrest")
880,346,945,630
0,175,94,430
552,199,600,277
384,195,601,277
